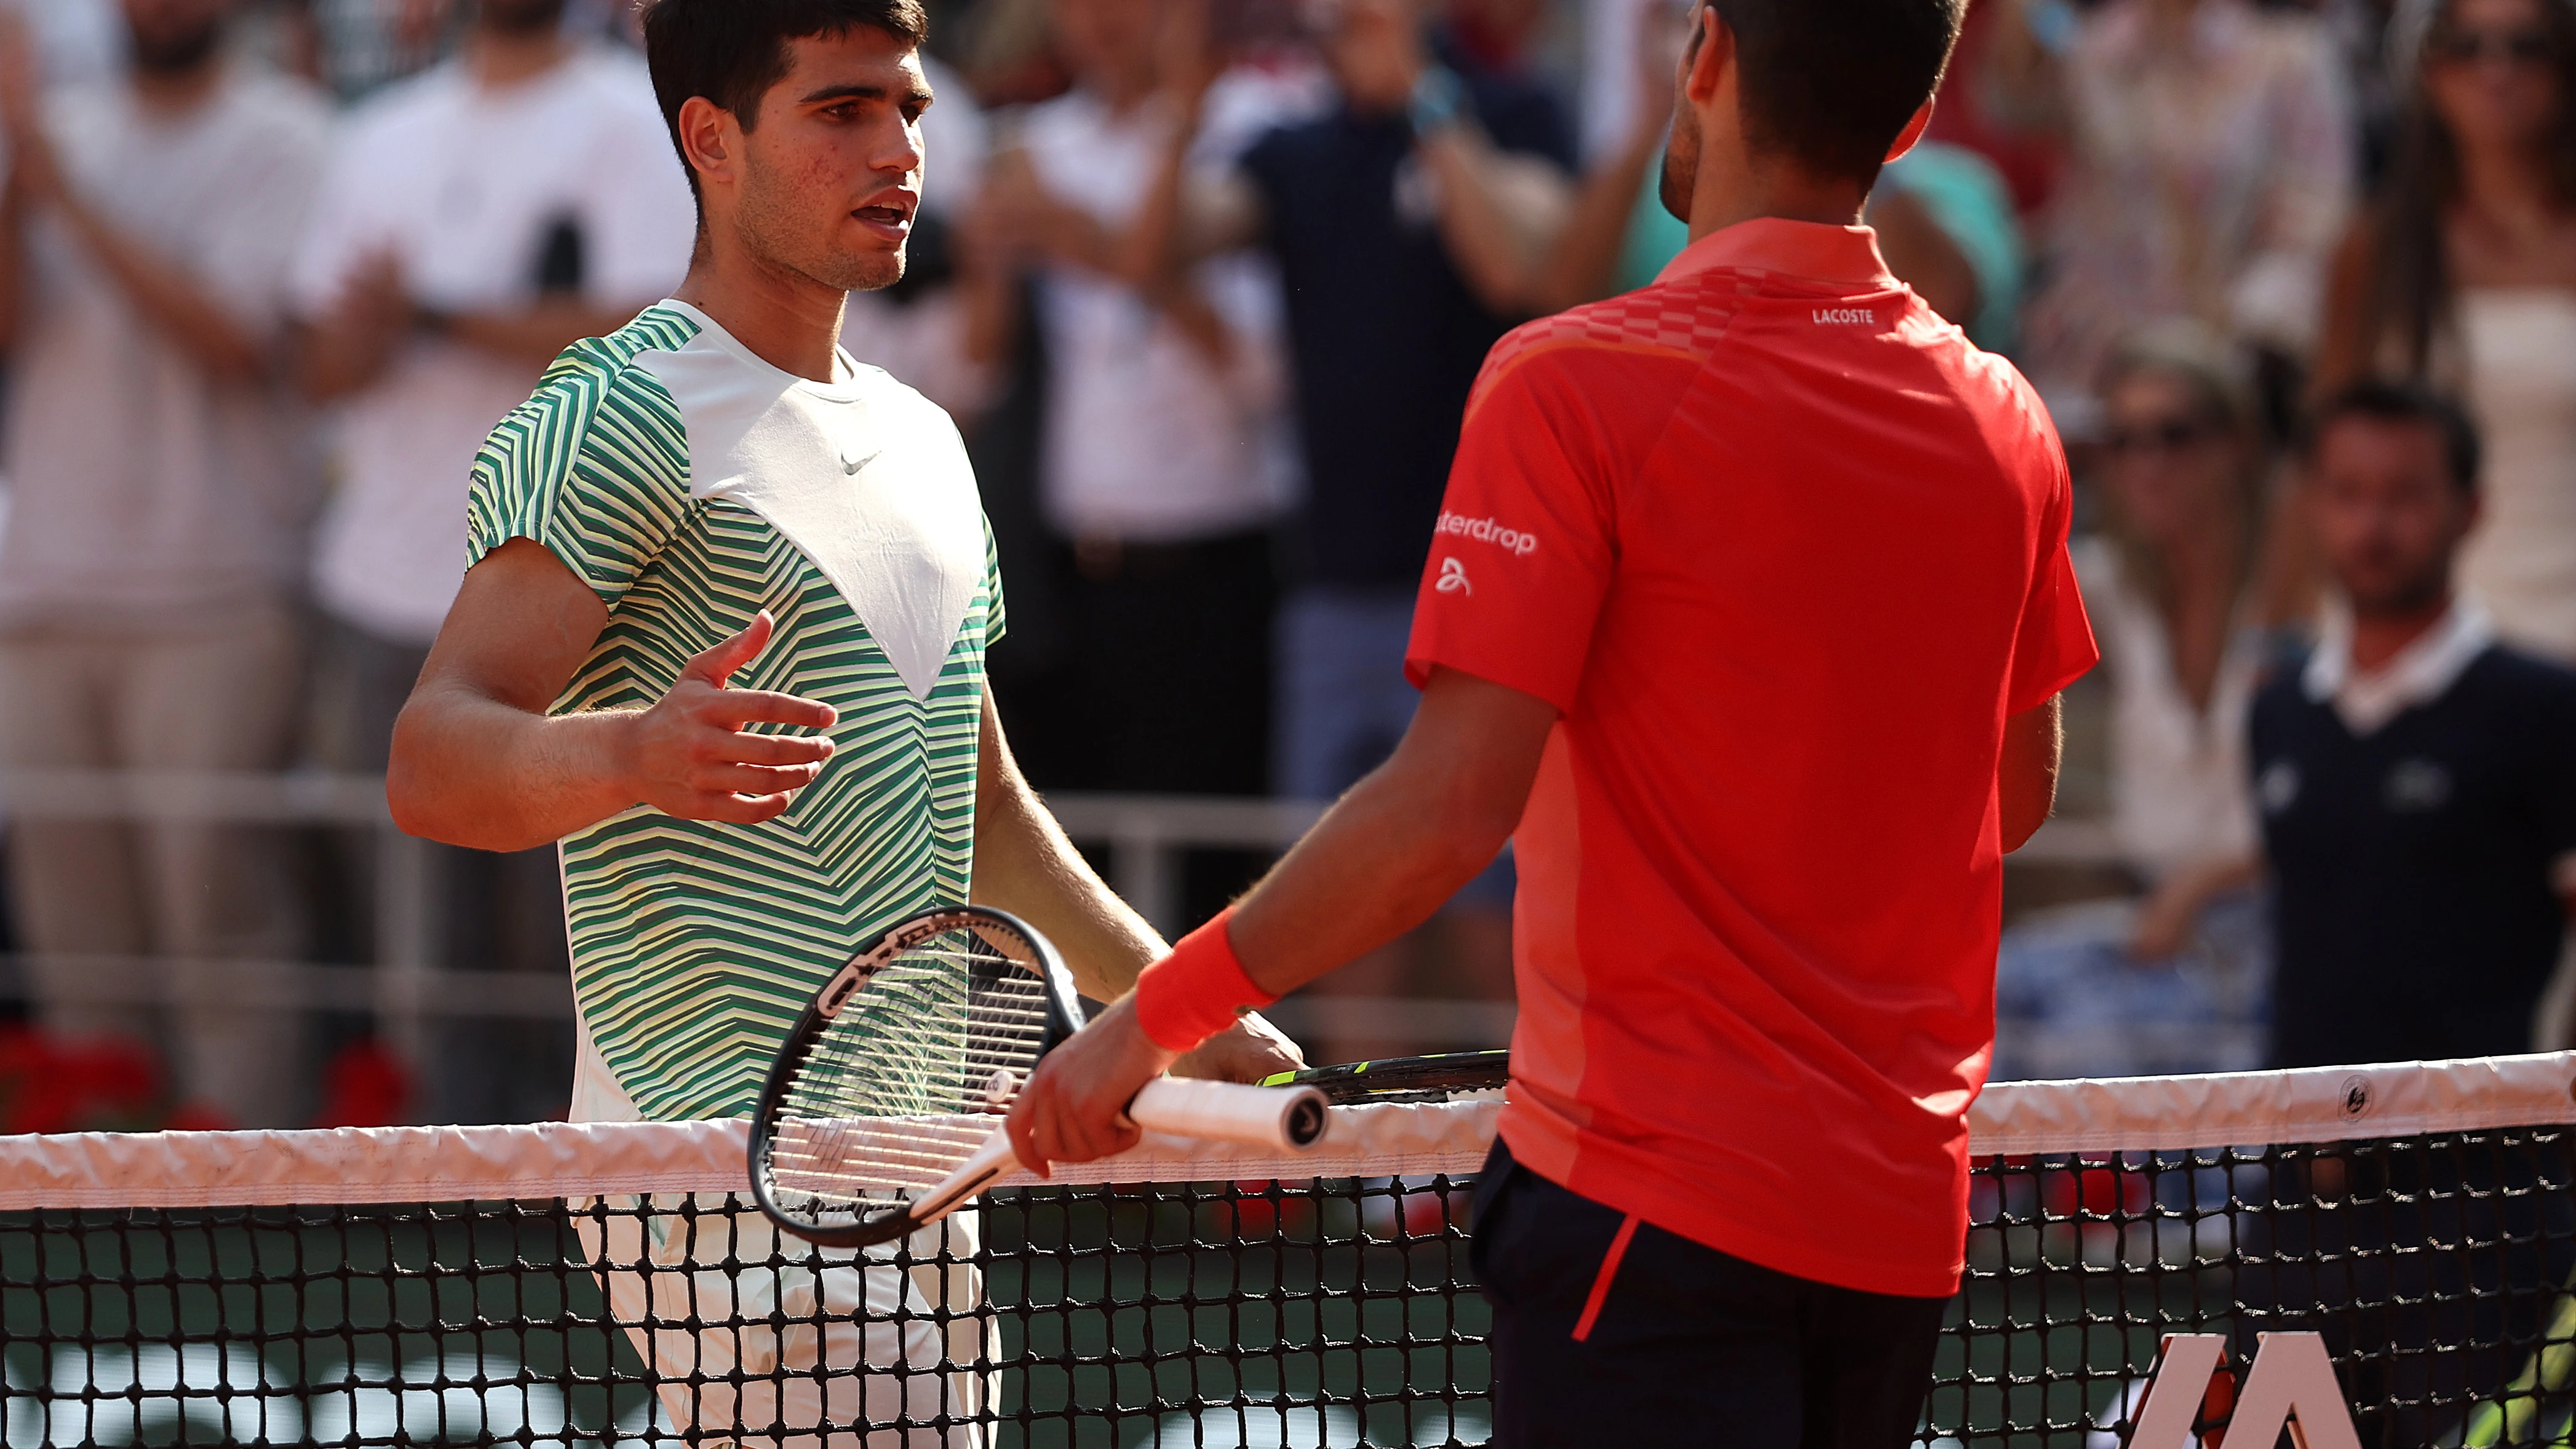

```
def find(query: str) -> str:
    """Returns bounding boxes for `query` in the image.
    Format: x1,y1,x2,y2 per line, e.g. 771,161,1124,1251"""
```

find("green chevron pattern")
465,305,1001,1122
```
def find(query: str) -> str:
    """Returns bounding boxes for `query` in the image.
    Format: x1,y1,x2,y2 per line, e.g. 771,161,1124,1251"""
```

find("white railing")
0,769,2125,1060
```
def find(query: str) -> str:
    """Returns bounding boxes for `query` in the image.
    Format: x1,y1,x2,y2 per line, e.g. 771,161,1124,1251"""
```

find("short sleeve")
2006,459,2101,715
466,347,694,608
1403,347,1625,713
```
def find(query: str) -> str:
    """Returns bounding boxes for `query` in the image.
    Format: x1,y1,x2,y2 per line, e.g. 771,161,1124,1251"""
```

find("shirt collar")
2302,595,2495,736
1653,218,1897,289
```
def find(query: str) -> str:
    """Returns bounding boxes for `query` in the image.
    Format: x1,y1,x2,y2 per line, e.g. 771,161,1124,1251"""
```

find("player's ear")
677,95,741,193
1681,3,1731,103
1885,98,1935,165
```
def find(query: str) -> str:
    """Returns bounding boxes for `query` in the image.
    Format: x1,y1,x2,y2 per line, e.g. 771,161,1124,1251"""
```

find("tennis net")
3,1054,2575,1447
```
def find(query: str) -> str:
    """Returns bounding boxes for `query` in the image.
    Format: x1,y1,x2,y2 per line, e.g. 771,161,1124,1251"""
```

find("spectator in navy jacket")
2254,381,2576,1068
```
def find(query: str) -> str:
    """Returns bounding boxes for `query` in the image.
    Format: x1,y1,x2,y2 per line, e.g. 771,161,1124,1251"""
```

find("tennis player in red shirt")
1012,0,2095,1442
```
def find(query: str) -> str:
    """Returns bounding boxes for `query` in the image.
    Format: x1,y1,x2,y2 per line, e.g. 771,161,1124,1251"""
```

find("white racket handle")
907,1081,1330,1231
908,1129,1019,1226
1125,1078,1330,1151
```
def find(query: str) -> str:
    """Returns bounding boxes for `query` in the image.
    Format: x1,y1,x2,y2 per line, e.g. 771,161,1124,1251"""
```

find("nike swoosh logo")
841,448,882,476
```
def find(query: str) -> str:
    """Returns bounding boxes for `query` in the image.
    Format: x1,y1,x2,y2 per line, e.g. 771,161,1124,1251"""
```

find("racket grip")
1127,1078,1330,1151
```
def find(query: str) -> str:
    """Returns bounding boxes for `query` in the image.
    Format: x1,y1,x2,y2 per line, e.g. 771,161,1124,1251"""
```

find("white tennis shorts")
577,1196,992,1449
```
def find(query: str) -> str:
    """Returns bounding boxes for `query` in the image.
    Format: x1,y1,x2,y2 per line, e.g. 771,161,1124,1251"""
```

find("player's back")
1406,220,2096,1296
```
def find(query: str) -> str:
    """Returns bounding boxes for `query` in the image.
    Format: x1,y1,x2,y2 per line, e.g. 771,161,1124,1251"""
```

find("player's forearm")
1230,761,1519,1001
388,686,642,852
1220,670,1549,996
969,707,1166,1001
971,785,1166,1002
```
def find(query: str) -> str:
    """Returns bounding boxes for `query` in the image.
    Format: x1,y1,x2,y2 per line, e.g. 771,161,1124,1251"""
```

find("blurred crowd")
0,0,2568,1127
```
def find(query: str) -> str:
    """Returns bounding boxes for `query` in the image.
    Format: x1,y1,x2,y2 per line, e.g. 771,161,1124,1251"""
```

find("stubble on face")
2335,509,2460,618
2312,423,2473,620
1658,97,1698,224
732,145,910,295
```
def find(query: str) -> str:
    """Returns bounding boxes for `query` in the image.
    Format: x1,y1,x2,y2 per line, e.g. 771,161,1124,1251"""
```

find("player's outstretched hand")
1007,996,1177,1175
628,611,840,825
1172,1011,1304,1084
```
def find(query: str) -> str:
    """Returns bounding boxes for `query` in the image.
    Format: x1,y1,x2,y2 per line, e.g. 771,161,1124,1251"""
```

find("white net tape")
4,1052,2572,1210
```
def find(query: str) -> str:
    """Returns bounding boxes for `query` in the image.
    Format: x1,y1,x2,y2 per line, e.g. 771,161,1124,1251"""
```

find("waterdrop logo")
1434,512,1537,557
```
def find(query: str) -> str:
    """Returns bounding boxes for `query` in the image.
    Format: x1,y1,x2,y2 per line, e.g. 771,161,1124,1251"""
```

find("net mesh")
6,1056,2576,1447
0,1178,1482,1448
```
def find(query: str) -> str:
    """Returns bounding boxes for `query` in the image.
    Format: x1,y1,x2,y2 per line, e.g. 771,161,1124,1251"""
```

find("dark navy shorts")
1471,1138,1950,1449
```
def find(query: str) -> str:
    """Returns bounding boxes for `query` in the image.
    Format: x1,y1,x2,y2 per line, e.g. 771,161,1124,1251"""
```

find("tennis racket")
749,905,1329,1248
1269,1048,1510,1104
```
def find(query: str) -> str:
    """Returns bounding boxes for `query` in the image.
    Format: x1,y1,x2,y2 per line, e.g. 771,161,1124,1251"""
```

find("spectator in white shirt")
966,0,1312,881
290,0,692,1120
1994,323,2273,1080
0,0,330,1125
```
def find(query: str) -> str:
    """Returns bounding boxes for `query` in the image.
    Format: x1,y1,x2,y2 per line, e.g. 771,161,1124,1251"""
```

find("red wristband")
1131,907,1278,1054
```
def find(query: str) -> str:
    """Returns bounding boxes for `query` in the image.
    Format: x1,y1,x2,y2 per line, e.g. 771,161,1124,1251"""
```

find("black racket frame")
747,903,1086,1247
1276,1047,1510,1104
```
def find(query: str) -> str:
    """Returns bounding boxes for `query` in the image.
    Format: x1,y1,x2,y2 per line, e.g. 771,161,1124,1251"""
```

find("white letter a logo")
2129,1333,2362,1449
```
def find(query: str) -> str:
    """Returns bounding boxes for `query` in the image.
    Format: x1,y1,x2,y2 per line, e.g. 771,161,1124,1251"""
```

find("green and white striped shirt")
467,301,1002,1123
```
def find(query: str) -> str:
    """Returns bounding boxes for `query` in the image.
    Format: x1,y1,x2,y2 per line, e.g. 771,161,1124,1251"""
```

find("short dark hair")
2300,379,2483,496
1711,0,1965,185
639,0,930,205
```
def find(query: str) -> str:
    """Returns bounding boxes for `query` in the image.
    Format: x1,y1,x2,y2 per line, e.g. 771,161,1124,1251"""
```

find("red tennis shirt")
1408,219,2097,1298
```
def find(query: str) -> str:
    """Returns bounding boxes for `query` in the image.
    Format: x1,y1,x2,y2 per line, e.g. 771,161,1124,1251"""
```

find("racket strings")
763,921,1057,1222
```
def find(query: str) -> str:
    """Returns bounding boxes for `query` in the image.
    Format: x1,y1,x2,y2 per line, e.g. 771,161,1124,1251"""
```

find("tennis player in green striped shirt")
386,1,1297,1440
